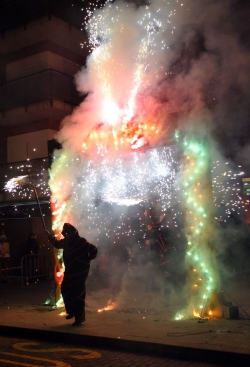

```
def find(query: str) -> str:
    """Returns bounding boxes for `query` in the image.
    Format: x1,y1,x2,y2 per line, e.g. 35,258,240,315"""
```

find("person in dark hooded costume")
45,223,98,326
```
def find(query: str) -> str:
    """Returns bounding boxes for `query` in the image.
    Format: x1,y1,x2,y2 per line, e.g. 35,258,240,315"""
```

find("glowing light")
178,137,220,319
4,175,28,192
102,100,121,125
97,302,116,312
174,313,184,321
59,311,67,317
49,146,178,238
47,0,247,321
193,309,201,318
55,294,64,308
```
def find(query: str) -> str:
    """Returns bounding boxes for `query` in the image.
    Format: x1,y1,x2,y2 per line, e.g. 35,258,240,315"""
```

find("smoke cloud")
50,0,250,316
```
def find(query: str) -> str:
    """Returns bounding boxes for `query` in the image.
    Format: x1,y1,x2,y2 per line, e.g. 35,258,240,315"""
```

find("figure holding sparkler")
0,234,10,283
45,223,98,326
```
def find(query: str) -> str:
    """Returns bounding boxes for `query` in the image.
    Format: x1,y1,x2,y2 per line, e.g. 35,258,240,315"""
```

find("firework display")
50,145,179,239
42,1,250,317
3,161,50,200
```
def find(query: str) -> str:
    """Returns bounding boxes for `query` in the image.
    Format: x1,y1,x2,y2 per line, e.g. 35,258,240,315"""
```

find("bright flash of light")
59,311,67,317
55,294,64,308
193,309,201,318
75,0,183,155
174,313,184,321
4,175,28,192
49,146,179,238
97,305,114,312
49,0,248,321
97,301,116,312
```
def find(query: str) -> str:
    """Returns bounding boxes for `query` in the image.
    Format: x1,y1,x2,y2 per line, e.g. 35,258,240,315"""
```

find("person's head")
61,223,78,239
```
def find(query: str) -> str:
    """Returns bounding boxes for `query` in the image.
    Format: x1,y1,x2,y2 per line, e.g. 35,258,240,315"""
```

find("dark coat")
48,223,98,279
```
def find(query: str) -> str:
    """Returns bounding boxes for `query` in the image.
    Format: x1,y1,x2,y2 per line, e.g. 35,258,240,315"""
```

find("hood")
62,223,79,240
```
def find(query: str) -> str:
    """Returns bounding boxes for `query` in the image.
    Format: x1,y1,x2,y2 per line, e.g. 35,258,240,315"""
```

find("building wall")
0,54,6,84
0,15,87,164
0,5,86,269
7,129,57,163
0,104,73,130
0,127,7,163
0,16,88,58
7,51,82,81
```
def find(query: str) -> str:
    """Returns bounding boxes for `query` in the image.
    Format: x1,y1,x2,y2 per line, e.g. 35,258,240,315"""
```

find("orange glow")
59,311,67,317
78,115,166,157
193,309,201,318
97,305,115,312
56,271,64,278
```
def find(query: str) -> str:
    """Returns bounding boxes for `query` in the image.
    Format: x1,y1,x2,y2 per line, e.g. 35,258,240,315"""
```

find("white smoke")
50,0,250,314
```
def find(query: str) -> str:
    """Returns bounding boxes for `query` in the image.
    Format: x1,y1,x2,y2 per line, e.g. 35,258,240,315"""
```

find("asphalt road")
0,335,224,367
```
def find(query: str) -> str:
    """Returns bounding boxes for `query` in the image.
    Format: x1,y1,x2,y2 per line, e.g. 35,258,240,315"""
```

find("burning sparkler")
4,175,28,192
4,174,47,230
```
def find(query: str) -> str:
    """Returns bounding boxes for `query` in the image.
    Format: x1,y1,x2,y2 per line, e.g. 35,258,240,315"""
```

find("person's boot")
65,314,75,320
72,315,86,326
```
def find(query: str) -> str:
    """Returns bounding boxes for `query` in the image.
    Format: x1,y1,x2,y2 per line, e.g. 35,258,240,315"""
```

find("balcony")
0,69,82,113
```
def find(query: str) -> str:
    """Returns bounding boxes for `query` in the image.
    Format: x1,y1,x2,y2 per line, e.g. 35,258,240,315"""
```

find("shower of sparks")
212,161,246,221
49,146,179,241
76,0,183,156
2,161,50,199
49,0,248,318
4,175,28,192
100,147,176,206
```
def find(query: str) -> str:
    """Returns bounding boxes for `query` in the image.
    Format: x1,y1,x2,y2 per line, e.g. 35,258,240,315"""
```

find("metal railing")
21,251,54,287
0,69,81,111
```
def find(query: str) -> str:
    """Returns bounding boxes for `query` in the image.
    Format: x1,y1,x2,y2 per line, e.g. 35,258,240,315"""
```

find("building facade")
0,0,89,266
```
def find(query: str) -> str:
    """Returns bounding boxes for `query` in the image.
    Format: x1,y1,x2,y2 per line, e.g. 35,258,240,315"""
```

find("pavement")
0,275,250,367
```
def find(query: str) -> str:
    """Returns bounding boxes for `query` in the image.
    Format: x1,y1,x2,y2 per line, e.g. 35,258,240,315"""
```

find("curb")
0,325,250,366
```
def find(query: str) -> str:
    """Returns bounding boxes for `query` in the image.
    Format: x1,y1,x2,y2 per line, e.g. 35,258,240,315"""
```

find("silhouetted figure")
45,223,98,326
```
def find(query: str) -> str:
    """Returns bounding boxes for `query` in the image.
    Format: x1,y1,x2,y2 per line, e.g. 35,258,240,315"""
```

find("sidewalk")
0,275,250,366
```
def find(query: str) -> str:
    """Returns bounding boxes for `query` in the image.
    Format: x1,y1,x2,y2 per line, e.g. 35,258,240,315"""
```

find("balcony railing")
0,69,82,111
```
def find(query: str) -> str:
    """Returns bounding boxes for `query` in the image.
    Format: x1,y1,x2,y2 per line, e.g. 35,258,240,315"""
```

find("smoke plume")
49,0,250,316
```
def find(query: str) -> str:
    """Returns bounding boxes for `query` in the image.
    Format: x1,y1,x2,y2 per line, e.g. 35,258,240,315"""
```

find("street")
0,335,223,367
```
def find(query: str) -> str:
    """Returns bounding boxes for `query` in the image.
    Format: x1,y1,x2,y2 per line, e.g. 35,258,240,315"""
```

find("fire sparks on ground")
193,309,201,318
97,302,116,312
59,311,67,317
97,305,114,312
